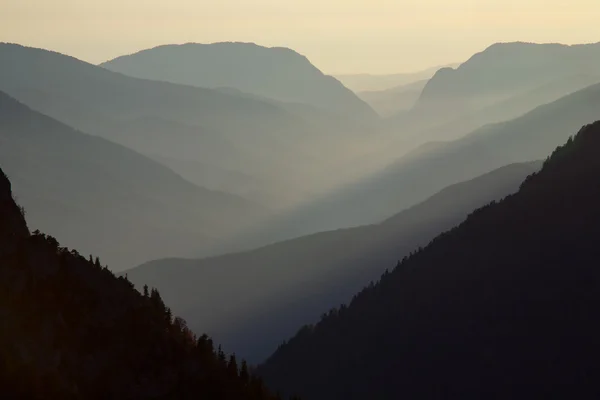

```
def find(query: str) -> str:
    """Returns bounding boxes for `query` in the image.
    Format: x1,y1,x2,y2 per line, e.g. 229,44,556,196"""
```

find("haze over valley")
3,1,600,398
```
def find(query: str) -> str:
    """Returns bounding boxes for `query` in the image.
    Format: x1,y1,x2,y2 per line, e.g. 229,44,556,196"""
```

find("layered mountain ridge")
258,121,600,399
101,42,376,118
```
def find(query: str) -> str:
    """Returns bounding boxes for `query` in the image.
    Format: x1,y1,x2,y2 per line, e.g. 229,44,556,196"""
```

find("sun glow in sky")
2,0,599,74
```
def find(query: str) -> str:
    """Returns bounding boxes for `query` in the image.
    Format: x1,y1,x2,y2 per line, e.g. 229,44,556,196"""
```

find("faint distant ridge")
0,42,371,212
0,90,266,270
336,62,461,92
101,41,377,118
414,41,600,117
358,79,429,116
241,79,600,243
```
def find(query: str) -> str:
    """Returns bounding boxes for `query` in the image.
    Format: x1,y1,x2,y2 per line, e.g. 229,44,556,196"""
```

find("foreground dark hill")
0,169,287,399
125,161,540,362
258,122,600,399
101,42,376,118
413,42,600,121
0,91,265,271
0,43,374,211
237,81,600,247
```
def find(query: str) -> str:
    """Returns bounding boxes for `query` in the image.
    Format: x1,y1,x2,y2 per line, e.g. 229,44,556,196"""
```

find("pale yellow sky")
1,0,599,74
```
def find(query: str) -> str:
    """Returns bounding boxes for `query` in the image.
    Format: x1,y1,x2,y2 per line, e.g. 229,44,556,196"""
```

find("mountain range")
375,42,600,162
0,91,266,271
235,79,600,249
5,41,598,259
258,121,600,399
3,36,600,399
0,43,379,212
125,161,541,362
411,42,600,123
101,42,376,118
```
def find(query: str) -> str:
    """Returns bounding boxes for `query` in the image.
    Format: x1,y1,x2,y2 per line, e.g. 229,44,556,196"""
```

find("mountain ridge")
413,41,600,117
0,90,266,270
124,161,541,362
0,167,288,400
236,80,600,248
0,43,380,211
100,41,376,118
258,120,600,399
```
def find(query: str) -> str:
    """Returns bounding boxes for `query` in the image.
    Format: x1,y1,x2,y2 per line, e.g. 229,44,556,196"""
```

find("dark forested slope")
258,121,600,399
0,168,288,400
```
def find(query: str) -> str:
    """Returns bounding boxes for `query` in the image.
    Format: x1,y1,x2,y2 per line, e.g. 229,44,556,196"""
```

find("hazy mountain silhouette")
232,81,600,248
0,169,288,400
100,42,376,118
359,79,428,116
258,121,600,399
413,42,600,122
0,91,266,271
405,72,600,145
124,161,540,362
336,63,460,92
0,43,377,211
379,43,600,154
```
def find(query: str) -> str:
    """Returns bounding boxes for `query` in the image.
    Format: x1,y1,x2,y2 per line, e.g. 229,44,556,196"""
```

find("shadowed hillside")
0,168,293,400
125,161,540,362
258,121,600,399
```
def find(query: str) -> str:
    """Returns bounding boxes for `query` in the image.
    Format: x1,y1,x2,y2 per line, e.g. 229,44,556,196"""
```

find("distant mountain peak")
413,40,600,117
101,42,376,118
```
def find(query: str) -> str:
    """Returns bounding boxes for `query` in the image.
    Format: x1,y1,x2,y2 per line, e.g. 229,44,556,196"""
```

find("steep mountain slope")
358,79,427,116
0,43,375,211
238,81,600,246
0,169,287,400
413,42,600,121
101,42,376,118
258,121,600,399
0,91,265,271
125,161,540,362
